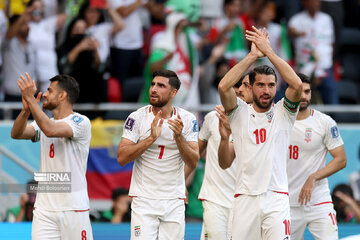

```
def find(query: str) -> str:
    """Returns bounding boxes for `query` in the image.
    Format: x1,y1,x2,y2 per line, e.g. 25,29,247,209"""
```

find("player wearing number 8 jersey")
287,73,347,240
117,69,199,240
11,73,93,239
218,26,302,239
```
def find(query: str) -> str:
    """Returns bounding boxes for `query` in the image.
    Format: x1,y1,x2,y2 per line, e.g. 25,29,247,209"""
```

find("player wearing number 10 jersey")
11,74,93,240
218,26,302,239
287,73,347,240
117,70,199,240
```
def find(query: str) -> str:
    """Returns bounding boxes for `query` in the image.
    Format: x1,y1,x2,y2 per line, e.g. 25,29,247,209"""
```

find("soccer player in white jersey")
198,75,252,240
117,69,199,240
11,73,93,240
218,26,302,239
287,73,347,240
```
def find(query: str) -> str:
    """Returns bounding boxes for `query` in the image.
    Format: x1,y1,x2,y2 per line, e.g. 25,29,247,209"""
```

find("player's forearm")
218,53,257,112
11,109,31,139
108,7,124,34
266,50,302,101
117,136,156,166
218,138,234,169
27,97,56,137
311,156,347,182
175,136,199,169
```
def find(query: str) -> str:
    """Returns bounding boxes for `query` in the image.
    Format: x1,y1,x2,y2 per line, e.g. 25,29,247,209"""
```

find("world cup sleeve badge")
304,128,312,143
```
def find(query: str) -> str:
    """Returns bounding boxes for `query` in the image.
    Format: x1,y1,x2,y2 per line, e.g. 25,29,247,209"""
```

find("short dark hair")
50,74,79,104
234,73,248,88
297,72,311,85
112,187,128,201
248,65,277,85
153,69,181,90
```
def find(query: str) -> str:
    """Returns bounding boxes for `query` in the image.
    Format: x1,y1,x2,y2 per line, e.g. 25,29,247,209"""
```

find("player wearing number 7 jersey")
11,73,93,239
218,26,302,239
287,73,347,240
117,69,199,240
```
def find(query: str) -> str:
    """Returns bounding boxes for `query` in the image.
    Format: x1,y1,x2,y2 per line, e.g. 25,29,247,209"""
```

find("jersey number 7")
158,145,165,159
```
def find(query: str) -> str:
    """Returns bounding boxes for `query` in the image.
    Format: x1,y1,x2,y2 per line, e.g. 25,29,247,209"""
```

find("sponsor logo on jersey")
251,114,255,118
71,115,84,124
125,118,135,131
134,225,141,237
305,128,312,143
192,120,199,132
331,126,339,138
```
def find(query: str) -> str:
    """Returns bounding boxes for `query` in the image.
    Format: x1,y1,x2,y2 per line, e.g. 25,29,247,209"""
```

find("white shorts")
200,200,233,240
291,203,338,240
232,191,291,240
130,197,185,240
32,208,93,240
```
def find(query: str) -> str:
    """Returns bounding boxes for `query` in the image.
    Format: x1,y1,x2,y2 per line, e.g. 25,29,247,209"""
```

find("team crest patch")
125,118,135,131
71,115,84,125
265,110,274,123
331,126,339,138
192,120,199,132
134,225,141,237
305,128,312,143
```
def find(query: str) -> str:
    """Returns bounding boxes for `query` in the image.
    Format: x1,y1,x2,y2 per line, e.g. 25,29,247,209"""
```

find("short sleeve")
183,113,198,142
323,115,344,150
199,112,212,141
31,121,41,142
122,112,141,143
227,97,247,123
64,114,91,141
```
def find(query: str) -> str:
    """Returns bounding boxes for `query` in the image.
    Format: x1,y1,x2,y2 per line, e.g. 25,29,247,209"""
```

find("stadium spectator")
57,18,105,105
5,180,37,222
78,0,124,66
332,184,360,223
2,11,36,102
288,0,338,104
108,0,145,102
27,0,67,93
207,0,247,67
99,187,131,223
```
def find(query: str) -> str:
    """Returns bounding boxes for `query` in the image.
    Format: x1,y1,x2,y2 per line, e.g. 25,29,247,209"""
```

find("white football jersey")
198,111,236,208
122,105,198,199
287,109,344,206
31,113,91,211
228,98,298,195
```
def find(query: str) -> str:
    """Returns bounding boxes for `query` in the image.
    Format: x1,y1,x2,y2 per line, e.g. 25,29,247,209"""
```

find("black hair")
50,74,80,104
153,69,181,90
297,72,311,85
78,0,105,24
9,15,21,26
112,188,129,201
248,65,277,85
234,73,248,88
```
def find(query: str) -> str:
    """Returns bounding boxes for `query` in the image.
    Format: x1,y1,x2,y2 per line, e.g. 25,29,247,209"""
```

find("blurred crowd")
0,0,360,119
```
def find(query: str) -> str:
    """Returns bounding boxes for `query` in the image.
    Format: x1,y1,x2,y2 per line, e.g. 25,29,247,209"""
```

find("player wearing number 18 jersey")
287,73,347,240
218,26,302,239
117,70,199,240
11,74,93,240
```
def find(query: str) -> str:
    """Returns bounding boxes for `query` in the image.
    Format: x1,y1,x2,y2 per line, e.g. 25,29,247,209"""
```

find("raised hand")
215,105,231,139
150,111,164,141
168,114,184,139
22,92,42,111
17,72,37,102
245,26,272,58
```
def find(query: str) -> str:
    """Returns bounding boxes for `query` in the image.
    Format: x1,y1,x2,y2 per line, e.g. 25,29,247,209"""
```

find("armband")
283,96,300,113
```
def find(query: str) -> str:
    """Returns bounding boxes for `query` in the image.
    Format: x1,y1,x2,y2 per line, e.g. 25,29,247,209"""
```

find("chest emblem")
304,128,312,143
265,111,274,123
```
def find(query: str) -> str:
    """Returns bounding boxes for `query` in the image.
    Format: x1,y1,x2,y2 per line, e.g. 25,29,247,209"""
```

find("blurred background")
0,0,359,239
